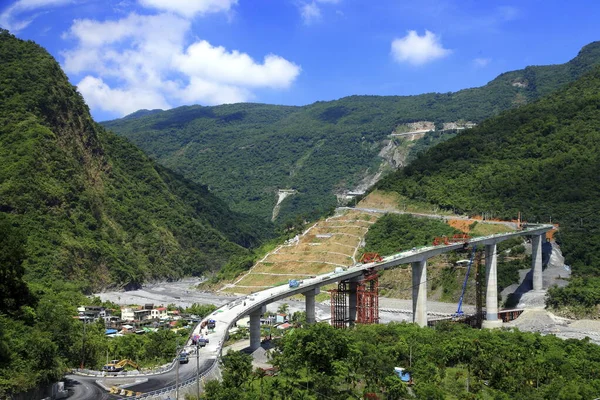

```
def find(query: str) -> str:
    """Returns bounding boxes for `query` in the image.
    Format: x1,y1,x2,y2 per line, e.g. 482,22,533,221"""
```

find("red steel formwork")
330,271,379,328
356,271,379,324
329,280,350,328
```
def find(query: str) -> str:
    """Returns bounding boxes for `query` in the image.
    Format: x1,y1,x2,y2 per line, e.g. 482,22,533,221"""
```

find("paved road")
68,223,551,399
341,206,518,229
64,375,112,400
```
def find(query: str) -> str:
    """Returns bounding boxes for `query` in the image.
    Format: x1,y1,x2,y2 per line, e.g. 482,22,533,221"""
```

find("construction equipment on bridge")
102,359,140,372
360,252,383,263
433,236,449,246
449,233,471,243
434,233,471,246
356,270,379,324
453,245,477,318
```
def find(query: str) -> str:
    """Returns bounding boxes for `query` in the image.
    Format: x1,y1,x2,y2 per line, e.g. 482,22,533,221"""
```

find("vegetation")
362,213,458,255
103,41,600,225
363,215,528,302
205,322,600,399
376,64,600,314
0,29,272,289
0,29,271,395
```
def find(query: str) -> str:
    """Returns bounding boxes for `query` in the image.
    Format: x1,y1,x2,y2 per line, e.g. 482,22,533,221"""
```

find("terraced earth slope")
220,209,379,295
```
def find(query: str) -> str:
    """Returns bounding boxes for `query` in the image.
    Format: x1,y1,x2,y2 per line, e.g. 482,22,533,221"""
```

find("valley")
3,10,600,399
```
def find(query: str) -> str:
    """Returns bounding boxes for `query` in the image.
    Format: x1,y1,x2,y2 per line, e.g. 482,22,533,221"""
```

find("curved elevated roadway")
70,223,552,399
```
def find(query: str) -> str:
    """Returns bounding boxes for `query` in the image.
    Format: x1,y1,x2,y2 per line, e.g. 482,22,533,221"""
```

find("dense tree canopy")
0,28,271,395
204,323,600,400
0,29,272,289
375,65,600,314
103,41,600,225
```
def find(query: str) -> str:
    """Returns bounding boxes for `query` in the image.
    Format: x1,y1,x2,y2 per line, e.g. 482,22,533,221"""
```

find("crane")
454,245,477,318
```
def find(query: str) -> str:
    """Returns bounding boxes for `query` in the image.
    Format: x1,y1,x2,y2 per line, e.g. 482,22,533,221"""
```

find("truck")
288,279,299,288
207,319,216,329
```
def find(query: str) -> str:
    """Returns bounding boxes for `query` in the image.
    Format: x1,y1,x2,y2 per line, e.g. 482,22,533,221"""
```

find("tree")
221,350,253,389
0,216,33,315
277,303,289,316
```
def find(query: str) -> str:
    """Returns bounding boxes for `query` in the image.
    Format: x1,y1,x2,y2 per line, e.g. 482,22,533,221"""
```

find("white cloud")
77,75,171,115
176,77,251,105
391,30,451,66
62,13,301,116
138,0,237,18
473,57,491,68
0,0,73,31
299,0,341,25
300,2,321,25
175,40,300,89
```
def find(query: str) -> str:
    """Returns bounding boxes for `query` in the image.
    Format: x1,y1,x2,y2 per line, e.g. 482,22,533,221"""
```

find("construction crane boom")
454,245,477,317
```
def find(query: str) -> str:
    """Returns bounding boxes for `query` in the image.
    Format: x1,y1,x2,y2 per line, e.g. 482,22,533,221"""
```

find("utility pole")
175,338,180,400
175,358,179,399
196,343,200,399
80,318,86,369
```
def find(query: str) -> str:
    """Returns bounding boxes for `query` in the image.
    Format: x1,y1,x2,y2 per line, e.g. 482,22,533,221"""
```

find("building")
121,308,135,321
276,313,287,324
133,309,151,321
78,306,114,323
150,307,168,319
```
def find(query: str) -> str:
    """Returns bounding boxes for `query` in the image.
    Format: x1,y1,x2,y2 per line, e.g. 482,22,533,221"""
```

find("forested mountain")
375,65,600,314
0,29,274,395
0,29,270,290
103,41,600,224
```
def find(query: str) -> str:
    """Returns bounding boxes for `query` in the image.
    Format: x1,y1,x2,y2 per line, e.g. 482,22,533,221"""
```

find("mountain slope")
103,42,600,223
0,29,270,289
375,65,600,312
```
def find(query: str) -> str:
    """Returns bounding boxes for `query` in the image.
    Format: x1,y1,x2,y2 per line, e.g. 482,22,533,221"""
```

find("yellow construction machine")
102,359,140,373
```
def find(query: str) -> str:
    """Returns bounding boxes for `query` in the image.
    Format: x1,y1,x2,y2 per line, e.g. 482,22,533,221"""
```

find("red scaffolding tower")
329,271,379,328
356,271,379,324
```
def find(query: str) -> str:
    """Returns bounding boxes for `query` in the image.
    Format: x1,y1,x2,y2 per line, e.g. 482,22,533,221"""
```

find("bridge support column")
303,288,320,324
348,279,359,325
532,234,544,291
249,306,265,351
482,243,502,329
411,260,427,327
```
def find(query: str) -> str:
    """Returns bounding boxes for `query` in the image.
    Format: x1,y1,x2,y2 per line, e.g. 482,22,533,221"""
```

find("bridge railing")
133,355,221,399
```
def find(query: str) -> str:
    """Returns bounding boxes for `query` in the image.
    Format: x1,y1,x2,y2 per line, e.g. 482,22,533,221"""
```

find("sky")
1,0,599,122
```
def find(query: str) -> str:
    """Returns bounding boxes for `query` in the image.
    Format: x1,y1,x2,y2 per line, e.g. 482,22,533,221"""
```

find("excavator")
102,359,140,373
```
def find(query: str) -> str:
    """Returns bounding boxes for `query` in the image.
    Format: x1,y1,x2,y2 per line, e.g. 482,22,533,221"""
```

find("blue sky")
1,0,599,121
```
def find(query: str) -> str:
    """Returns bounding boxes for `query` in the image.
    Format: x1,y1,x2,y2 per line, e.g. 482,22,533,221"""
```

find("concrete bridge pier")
249,306,266,351
303,288,320,324
532,234,544,291
348,278,360,325
411,260,427,327
482,243,502,329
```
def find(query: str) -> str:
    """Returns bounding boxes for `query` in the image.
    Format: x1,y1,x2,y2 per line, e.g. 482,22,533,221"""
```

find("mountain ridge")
103,41,600,224
0,29,270,289
374,63,600,313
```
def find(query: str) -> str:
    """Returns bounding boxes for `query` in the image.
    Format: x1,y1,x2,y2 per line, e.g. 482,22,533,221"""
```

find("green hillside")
0,29,271,290
375,65,600,315
103,41,600,224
